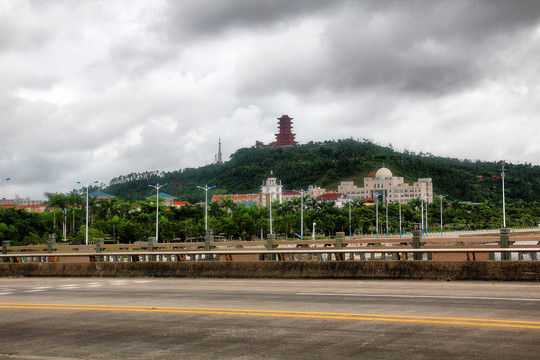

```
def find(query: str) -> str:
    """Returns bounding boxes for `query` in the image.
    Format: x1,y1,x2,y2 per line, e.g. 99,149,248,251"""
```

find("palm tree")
209,201,223,217
220,198,237,217
45,192,68,230
88,195,99,224
67,192,82,235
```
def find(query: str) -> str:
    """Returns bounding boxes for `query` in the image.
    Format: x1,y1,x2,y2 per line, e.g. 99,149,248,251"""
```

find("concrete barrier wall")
0,261,539,281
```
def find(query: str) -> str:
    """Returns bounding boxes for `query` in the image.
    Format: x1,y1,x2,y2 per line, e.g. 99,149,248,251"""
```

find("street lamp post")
420,194,425,237
501,161,506,228
76,180,98,246
385,195,389,238
148,183,167,243
269,193,273,235
197,184,216,233
312,222,316,241
293,190,306,240
301,193,304,240
349,197,352,239
425,195,429,237
437,194,448,237
398,194,402,239
374,193,382,239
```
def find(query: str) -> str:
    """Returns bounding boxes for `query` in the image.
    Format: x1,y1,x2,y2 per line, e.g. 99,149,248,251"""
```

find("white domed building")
338,167,433,204
375,167,393,179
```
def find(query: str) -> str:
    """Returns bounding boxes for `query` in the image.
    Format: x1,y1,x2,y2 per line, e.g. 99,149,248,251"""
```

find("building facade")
338,167,433,204
0,196,43,206
212,194,259,206
260,171,283,206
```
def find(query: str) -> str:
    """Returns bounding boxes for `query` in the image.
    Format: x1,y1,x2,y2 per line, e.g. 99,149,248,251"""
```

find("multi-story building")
1,195,47,213
260,171,283,206
212,194,259,206
307,185,326,199
1,195,43,206
281,190,299,202
338,167,433,204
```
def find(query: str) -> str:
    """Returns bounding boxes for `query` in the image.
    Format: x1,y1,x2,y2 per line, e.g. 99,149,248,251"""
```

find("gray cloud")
163,0,337,39
1,0,540,200
235,1,540,96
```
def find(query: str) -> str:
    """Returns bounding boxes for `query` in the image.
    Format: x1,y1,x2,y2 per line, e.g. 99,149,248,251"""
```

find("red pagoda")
257,115,298,147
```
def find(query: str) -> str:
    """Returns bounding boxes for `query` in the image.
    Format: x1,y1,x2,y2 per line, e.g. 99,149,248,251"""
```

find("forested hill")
103,139,540,204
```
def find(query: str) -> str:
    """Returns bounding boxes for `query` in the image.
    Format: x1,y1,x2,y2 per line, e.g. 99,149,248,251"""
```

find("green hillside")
103,139,540,204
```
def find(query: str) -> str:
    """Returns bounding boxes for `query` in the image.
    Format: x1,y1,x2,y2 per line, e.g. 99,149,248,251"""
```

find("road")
0,278,539,359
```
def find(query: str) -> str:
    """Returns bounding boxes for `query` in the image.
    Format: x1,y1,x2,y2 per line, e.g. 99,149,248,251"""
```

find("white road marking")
58,285,80,289
298,292,540,302
356,282,539,288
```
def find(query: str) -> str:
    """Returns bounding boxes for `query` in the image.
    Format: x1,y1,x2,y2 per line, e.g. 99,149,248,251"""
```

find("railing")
2,229,539,263
0,248,539,263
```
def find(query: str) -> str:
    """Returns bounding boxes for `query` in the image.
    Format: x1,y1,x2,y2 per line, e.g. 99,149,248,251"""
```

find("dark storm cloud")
231,0,540,96
163,0,338,39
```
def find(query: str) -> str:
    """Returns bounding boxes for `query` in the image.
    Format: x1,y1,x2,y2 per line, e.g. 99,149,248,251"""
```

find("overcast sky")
1,0,540,200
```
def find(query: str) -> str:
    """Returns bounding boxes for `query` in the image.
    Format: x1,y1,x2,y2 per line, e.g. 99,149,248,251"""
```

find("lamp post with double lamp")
437,194,448,237
76,180,98,246
148,183,167,243
197,184,216,233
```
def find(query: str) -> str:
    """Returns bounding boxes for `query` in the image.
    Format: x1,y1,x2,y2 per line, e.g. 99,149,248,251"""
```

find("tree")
45,192,68,231
67,192,82,235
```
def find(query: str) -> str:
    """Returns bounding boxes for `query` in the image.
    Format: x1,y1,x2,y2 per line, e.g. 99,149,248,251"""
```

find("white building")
260,171,283,206
338,167,434,204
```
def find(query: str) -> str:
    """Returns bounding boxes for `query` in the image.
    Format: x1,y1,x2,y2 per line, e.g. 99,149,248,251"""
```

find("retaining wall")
0,261,539,281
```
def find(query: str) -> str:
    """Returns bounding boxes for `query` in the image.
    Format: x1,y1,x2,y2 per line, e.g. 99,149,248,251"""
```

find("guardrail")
1,247,539,263
2,229,539,263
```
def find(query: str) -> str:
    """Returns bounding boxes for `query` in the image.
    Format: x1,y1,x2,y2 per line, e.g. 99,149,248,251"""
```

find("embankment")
0,261,539,281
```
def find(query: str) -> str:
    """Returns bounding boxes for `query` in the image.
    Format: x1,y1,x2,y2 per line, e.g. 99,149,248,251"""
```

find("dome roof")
375,167,393,178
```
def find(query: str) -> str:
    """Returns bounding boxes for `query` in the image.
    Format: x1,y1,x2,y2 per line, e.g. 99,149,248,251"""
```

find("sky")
1,0,540,200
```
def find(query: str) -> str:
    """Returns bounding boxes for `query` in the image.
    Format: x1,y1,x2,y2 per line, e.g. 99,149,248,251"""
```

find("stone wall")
0,261,538,281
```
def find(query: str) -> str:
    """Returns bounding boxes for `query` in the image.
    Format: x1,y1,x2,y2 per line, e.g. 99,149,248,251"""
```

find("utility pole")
148,183,168,243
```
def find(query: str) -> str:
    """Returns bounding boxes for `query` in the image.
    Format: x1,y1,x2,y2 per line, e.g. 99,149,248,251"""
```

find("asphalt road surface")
0,277,539,359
